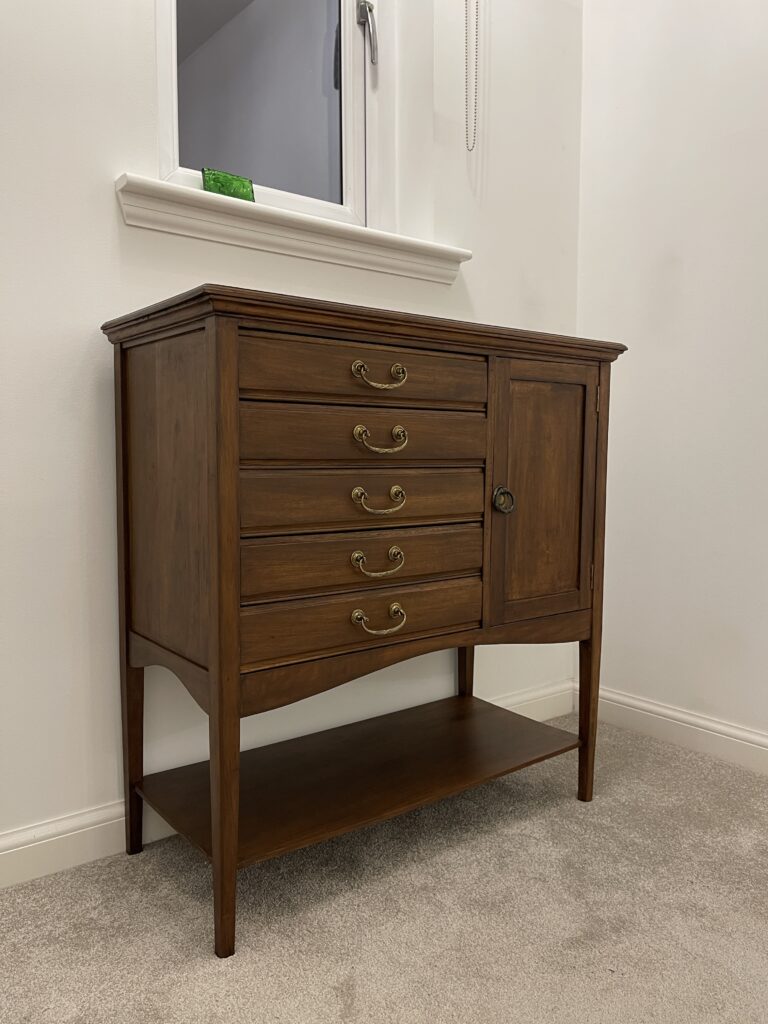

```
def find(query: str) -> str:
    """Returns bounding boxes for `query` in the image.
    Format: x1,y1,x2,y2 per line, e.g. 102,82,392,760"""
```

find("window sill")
115,174,472,284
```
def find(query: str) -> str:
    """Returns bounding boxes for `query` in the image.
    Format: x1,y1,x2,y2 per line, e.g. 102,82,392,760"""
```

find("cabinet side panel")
124,331,211,666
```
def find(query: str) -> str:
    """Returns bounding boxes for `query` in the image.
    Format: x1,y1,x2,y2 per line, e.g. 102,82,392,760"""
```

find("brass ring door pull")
351,602,407,636
351,485,406,515
351,359,408,390
351,545,405,578
492,485,515,514
353,423,408,454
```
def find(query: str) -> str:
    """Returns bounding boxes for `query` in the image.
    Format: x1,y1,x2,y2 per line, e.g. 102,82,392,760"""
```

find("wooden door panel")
505,380,583,601
240,467,484,535
489,359,598,624
239,332,488,408
240,578,483,669
241,523,483,602
239,401,486,462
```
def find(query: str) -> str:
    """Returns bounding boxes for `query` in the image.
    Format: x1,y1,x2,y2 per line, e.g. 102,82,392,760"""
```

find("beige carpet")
2,714,767,1024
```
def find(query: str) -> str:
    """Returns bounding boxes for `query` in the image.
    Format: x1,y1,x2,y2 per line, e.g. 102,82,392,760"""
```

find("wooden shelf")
139,697,579,869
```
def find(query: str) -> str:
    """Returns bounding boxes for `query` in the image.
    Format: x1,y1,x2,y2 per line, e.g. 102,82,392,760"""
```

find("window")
164,0,367,225
119,2,470,282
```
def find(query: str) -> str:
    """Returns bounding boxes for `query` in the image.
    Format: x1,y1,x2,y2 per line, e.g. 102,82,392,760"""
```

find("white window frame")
157,0,367,226
116,1,471,283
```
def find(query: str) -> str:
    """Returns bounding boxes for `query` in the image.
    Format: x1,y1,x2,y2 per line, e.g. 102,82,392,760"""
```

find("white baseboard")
0,802,173,889
599,687,768,775
491,679,576,721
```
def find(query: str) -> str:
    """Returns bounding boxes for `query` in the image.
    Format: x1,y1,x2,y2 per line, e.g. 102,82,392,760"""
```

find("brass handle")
351,359,408,390
351,602,407,636
351,485,406,515
492,485,516,514
353,423,408,454
351,545,405,578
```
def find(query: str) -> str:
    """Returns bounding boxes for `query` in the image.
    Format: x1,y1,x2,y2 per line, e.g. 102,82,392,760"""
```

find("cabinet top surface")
102,283,626,362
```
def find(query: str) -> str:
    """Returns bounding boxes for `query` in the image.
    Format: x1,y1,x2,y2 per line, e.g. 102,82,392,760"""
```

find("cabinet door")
488,358,598,623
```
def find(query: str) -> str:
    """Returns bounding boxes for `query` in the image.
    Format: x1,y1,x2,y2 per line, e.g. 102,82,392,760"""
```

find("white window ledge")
115,174,472,284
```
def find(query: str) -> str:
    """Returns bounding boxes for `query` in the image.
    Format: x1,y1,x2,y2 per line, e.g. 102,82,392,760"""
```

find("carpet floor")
2,714,767,1024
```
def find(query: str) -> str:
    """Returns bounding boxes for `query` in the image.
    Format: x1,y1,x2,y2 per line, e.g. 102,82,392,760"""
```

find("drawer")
240,468,485,535
239,333,487,408
241,578,482,668
241,523,483,602
240,402,487,462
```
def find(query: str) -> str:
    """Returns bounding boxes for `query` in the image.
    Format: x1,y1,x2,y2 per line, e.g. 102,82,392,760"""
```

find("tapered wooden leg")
209,706,239,958
121,662,144,853
578,636,602,802
115,344,144,854
457,646,475,696
579,360,611,801
208,322,241,957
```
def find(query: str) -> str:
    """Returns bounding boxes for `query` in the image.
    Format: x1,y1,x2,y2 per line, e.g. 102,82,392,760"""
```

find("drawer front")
241,578,482,668
240,402,487,462
239,333,487,408
241,523,483,602
240,468,485,534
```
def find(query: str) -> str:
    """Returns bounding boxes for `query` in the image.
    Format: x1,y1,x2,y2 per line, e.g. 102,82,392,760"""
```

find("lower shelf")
139,696,579,869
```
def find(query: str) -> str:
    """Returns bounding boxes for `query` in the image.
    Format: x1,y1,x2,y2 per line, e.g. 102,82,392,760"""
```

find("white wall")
0,0,583,882
578,2,768,742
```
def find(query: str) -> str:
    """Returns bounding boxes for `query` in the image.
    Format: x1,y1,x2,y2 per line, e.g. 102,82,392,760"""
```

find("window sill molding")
115,174,472,284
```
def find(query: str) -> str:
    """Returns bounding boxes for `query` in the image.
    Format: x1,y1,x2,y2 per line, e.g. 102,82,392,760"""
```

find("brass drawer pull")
351,484,406,515
351,359,408,390
351,545,405,578
353,423,408,454
492,485,516,514
351,602,407,636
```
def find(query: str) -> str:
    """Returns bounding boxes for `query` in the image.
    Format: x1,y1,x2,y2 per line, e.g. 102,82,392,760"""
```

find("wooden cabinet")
103,285,625,958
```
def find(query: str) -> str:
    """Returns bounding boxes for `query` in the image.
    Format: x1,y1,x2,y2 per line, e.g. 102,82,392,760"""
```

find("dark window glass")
177,0,342,204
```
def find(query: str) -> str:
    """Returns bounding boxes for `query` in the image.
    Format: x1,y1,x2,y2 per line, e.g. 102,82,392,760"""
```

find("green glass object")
202,167,255,202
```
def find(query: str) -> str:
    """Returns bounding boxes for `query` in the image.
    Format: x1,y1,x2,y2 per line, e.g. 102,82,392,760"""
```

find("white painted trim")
115,173,472,283
599,687,768,775
156,0,178,181
363,0,398,233
340,0,367,224
492,680,576,722
0,803,173,888
0,800,124,855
